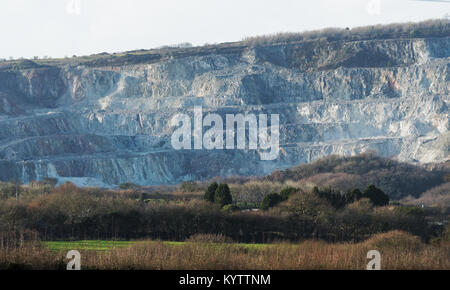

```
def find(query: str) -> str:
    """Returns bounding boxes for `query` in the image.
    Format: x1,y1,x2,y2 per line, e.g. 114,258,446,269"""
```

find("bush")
222,204,239,213
204,182,218,203
443,224,450,242
119,182,139,190
364,230,424,251
279,187,298,201
139,193,151,201
394,206,425,218
444,174,450,183
214,184,232,207
260,193,282,210
283,191,334,221
402,182,450,208
42,177,58,187
345,188,363,203
186,233,233,244
346,198,373,213
0,181,22,199
230,180,285,205
180,181,202,193
363,185,389,207
314,187,348,209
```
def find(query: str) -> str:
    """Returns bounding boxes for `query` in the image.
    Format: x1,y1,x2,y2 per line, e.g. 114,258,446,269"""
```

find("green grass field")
43,240,272,252
45,240,138,251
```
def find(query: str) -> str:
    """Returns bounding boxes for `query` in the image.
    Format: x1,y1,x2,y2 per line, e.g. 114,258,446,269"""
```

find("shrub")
283,191,334,221
214,184,232,207
119,182,139,190
0,181,22,199
230,180,285,205
180,181,201,193
186,233,233,244
444,174,450,183
279,187,298,201
346,198,373,213
139,193,151,201
260,193,282,210
394,206,425,218
345,188,363,203
204,182,218,203
42,177,58,187
222,204,239,213
314,187,348,209
443,224,450,242
363,185,389,207
364,230,424,251
402,182,450,208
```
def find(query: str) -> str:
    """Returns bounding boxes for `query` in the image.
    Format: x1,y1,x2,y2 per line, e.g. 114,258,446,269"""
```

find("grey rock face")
0,37,448,187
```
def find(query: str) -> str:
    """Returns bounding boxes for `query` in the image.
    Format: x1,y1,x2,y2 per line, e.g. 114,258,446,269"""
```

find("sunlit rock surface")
0,37,448,186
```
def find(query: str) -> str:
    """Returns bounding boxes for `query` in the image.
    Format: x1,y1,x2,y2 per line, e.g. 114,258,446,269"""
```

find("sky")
0,0,449,59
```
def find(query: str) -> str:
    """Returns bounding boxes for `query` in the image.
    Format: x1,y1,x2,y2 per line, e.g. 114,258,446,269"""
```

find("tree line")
0,182,431,244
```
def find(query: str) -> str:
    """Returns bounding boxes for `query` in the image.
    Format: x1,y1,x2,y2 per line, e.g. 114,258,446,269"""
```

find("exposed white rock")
0,37,448,186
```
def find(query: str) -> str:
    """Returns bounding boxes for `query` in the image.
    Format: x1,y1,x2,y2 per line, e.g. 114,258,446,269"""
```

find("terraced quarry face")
0,36,448,187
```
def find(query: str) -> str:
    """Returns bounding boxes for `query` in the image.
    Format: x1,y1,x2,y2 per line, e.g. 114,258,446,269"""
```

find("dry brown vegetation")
170,154,448,206
265,153,446,200
402,183,450,208
0,231,448,270
186,234,234,244
0,181,434,243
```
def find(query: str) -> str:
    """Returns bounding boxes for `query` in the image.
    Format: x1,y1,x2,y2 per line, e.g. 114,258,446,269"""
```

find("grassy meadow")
43,240,269,252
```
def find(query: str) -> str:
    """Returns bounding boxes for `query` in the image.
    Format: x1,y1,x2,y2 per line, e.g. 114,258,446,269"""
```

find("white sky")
0,0,449,59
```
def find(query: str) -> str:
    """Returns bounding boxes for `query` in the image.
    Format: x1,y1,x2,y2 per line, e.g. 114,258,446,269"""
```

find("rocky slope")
0,34,449,187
